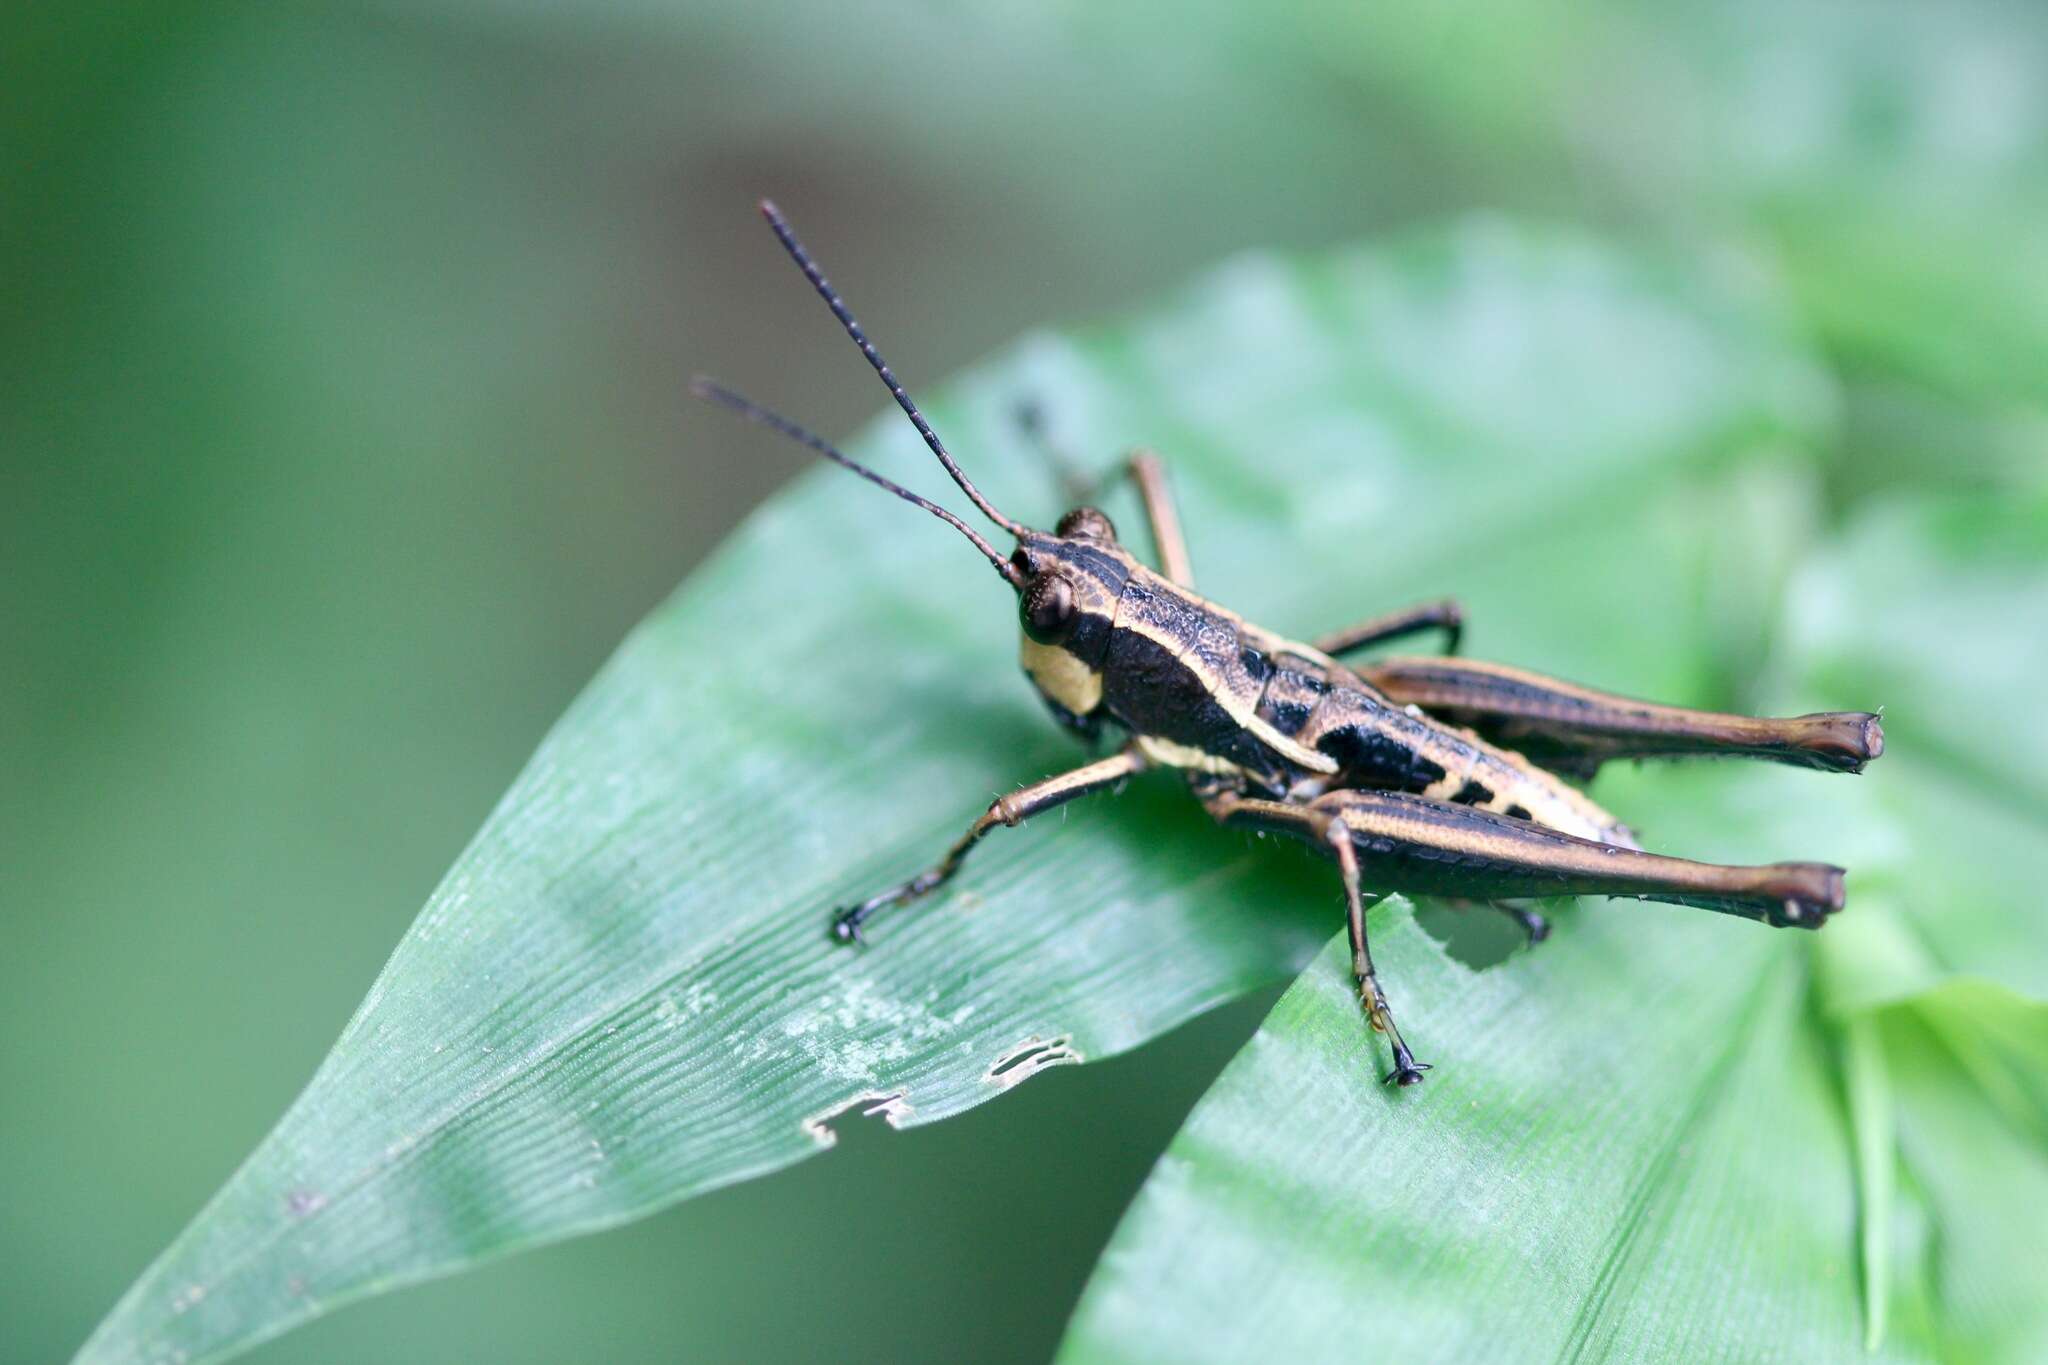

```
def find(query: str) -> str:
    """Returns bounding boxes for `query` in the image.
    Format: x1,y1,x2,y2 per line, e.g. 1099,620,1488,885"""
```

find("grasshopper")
694,201,1883,1085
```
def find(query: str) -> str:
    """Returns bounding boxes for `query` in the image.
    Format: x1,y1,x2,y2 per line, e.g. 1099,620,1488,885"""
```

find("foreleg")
833,747,1148,942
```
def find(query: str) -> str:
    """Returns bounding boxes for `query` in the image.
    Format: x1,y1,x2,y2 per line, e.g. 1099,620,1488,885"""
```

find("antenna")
690,377,1025,588
756,199,1025,537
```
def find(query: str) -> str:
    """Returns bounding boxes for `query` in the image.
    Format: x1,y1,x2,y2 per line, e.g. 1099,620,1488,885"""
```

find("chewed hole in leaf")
984,1037,1085,1089
1410,896,1548,970
802,1091,915,1149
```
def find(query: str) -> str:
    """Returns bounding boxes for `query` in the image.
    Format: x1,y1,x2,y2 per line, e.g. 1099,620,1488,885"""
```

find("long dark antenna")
756,199,1025,537
691,377,1025,588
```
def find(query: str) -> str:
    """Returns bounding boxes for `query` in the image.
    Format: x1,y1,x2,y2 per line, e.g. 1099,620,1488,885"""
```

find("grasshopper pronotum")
695,202,1882,1085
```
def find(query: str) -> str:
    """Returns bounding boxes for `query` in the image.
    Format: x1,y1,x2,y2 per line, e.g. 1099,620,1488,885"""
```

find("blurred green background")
5,2,2043,1361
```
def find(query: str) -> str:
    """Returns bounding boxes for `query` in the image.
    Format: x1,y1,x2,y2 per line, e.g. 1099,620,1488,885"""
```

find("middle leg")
1442,897,1552,944
1202,786,1430,1084
1313,599,1465,658
1332,830,1432,1085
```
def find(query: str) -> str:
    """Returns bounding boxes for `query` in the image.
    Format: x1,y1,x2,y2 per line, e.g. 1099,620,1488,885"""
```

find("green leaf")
1284,0,2048,409
1062,918,2048,1364
1061,901,1893,1362
1060,494,2048,1363
1842,1013,1894,1351
1875,983,2048,1362
1787,495,2048,1001
1787,493,2048,813
1628,0,2048,411
79,220,1831,1364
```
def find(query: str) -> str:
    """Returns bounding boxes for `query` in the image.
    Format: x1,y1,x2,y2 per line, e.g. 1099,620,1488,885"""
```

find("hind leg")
1220,786,1843,928
1360,655,1883,776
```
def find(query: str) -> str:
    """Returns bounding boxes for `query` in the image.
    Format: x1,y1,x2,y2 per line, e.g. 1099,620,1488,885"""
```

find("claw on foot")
1380,1040,1432,1087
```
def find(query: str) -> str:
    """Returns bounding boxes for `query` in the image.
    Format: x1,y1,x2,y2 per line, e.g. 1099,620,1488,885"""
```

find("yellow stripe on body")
1107,609,1340,775
1020,636,1104,716
1133,735,1250,778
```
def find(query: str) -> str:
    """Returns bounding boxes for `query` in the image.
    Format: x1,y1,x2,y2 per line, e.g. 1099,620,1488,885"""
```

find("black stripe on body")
1046,538,1135,590
1062,603,1120,672
1251,663,1600,833
1312,702,1452,791
1278,674,1628,844
1256,667,1326,737
1291,681,1459,792
1100,606,1287,789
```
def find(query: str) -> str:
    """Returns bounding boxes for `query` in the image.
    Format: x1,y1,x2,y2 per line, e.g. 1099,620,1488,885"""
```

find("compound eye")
1021,574,1078,644
1056,506,1118,543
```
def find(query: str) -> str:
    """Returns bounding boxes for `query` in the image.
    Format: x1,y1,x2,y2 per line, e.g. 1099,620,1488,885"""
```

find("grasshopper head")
1008,511,1133,739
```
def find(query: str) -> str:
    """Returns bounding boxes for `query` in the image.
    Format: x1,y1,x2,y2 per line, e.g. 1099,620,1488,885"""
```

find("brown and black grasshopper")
695,201,1883,1085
